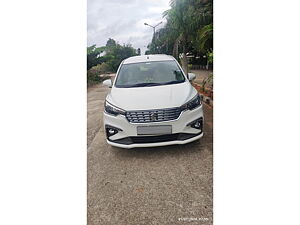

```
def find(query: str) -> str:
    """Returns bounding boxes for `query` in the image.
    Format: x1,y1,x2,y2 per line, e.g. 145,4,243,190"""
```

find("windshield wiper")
127,82,162,87
117,81,183,88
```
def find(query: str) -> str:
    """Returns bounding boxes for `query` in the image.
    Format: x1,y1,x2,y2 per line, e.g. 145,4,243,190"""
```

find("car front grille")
125,107,182,123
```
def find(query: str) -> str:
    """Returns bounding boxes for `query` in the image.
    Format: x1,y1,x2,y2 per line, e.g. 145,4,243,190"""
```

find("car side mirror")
188,73,196,81
103,79,112,88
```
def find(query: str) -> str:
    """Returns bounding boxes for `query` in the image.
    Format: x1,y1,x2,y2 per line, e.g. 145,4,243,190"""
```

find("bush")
87,71,101,87
87,63,110,87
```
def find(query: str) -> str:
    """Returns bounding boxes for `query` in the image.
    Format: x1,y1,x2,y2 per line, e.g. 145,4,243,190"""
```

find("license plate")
137,125,172,135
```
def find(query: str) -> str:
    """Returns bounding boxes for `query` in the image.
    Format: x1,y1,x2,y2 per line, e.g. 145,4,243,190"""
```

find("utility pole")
144,22,162,54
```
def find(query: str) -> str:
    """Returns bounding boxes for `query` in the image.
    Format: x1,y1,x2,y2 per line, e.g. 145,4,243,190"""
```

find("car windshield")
114,60,186,88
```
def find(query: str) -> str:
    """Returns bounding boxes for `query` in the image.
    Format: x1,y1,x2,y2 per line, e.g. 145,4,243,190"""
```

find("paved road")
87,84,213,225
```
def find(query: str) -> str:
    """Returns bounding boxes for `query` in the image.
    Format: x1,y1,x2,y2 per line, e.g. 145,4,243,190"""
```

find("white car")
102,54,203,149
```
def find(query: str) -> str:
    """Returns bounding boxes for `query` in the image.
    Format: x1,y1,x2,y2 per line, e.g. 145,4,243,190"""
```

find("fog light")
105,125,122,139
187,117,203,131
194,121,201,129
108,129,116,135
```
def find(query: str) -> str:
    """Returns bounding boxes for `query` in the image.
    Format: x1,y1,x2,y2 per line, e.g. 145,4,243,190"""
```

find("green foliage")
87,39,138,72
87,45,106,70
106,38,117,47
105,43,138,72
87,38,138,86
207,50,213,64
89,63,110,75
146,0,213,65
197,24,213,53
87,63,111,86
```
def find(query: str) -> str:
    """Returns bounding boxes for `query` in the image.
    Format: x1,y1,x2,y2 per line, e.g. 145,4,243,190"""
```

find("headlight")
104,101,126,116
180,94,201,111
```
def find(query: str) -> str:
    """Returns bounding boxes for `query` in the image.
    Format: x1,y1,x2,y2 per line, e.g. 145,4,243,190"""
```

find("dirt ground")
190,69,212,86
87,83,213,225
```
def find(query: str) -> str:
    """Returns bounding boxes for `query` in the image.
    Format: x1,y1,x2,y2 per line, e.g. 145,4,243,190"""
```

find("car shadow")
109,137,212,161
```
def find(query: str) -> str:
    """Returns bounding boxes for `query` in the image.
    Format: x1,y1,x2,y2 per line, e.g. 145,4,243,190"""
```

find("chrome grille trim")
125,107,182,123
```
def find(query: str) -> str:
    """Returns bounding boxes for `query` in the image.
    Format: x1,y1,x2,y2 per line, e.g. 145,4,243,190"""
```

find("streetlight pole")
144,21,162,53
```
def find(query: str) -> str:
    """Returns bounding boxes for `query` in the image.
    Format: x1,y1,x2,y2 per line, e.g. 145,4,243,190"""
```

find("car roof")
122,54,175,65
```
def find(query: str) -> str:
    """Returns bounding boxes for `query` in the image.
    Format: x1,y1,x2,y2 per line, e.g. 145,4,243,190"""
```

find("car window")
115,60,185,88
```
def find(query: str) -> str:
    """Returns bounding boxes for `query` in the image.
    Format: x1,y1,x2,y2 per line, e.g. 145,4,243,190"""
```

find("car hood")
107,82,197,111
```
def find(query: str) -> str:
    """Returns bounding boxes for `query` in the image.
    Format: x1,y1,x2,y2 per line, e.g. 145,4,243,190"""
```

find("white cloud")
87,0,170,54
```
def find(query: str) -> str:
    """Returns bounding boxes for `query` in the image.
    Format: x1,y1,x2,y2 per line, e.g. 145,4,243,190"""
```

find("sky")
87,0,170,54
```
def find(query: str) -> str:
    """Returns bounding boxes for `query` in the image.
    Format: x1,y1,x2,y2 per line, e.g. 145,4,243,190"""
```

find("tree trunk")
172,38,179,60
182,37,188,75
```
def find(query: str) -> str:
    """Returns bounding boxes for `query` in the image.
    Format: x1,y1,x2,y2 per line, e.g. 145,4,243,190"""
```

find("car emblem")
150,112,158,121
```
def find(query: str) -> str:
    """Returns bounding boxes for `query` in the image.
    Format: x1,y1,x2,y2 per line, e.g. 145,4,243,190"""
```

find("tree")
196,24,213,53
146,0,213,71
106,38,117,47
87,45,105,70
104,43,137,71
161,0,194,73
87,39,138,73
87,39,138,86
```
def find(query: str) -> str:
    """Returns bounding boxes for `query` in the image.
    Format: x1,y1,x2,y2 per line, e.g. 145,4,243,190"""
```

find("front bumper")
103,105,204,149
